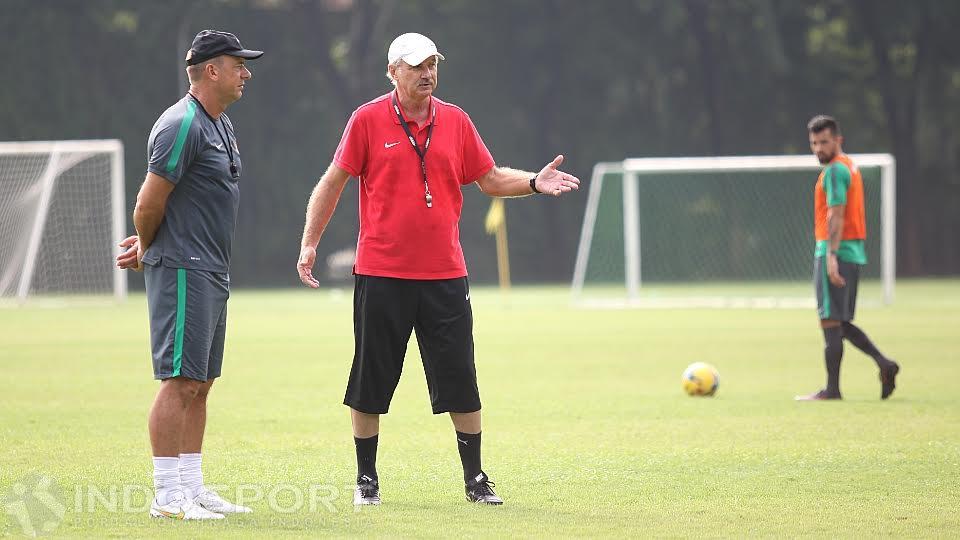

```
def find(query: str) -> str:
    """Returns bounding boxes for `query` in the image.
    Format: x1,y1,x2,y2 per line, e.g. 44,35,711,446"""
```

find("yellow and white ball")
682,362,719,396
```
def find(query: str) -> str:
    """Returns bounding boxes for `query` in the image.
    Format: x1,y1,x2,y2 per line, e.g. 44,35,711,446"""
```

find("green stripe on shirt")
165,100,197,174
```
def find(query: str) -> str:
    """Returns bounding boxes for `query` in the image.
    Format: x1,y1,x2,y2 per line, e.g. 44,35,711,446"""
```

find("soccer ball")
682,362,719,396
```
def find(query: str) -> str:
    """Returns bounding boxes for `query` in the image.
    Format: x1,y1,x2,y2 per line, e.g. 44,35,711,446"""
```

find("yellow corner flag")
484,198,505,234
484,198,511,289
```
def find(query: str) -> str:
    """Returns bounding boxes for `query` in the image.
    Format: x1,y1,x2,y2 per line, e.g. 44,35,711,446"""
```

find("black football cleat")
353,475,380,506
465,472,503,505
794,388,842,401
880,361,900,400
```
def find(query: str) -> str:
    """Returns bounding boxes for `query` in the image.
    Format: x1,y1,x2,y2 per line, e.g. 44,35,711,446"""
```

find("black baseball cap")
185,30,264,66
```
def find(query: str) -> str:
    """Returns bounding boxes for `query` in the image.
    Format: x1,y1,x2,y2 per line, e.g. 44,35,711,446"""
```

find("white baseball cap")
387,33,445,66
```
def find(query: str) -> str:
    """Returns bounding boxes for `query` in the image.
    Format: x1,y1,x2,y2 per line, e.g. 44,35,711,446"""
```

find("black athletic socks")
456,431,482,482
354,434,379,480
823,326,844,397
356,432,483,484
841,322,892,368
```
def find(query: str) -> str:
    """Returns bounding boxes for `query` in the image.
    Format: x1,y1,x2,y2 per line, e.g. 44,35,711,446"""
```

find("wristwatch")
529,175,541,194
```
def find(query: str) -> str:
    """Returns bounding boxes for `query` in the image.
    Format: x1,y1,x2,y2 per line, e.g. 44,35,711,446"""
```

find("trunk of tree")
176,5,192,95
854,0,927,275
684,0,723,155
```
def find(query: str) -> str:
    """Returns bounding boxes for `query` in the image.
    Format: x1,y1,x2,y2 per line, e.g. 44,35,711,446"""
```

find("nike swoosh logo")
457,438,468,445
156,509,185,519
384,142,400,149
214,143,224,150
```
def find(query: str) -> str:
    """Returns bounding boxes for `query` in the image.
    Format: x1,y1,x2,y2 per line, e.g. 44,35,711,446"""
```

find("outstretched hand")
534,155,581,196
116,235,143,272
297,246,320,288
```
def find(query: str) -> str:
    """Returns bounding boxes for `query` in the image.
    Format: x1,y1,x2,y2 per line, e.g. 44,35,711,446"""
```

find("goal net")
0,140,126,304
571,155,895,308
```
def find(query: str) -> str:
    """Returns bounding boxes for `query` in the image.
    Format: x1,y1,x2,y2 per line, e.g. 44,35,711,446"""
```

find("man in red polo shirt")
296,32,579,506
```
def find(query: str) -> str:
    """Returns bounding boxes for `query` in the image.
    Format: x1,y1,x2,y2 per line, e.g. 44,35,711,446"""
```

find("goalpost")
0,140,126,304
571,154,895,308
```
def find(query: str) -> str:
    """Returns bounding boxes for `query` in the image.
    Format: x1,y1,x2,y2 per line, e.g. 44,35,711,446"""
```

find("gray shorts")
814,256,860,322
144,263,229,382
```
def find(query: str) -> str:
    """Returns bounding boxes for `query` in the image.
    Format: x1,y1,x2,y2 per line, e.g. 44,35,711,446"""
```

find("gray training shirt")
142,94,243,273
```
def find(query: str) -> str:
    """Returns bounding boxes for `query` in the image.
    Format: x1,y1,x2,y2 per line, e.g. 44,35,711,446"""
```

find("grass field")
1,279,958,538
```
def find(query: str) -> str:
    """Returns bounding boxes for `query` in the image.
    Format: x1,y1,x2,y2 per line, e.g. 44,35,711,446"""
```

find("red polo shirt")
333,92,495,279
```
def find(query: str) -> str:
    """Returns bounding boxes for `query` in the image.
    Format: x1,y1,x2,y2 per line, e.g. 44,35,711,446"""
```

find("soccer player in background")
796,115,900,401
295,32,580,506
116,30,262,519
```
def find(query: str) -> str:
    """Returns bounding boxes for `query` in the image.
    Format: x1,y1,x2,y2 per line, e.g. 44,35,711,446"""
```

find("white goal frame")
571,154,896,307
0,139,126,303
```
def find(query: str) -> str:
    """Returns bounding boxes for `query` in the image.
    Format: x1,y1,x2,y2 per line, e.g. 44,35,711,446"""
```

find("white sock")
153,457,183,505
179,453,204,500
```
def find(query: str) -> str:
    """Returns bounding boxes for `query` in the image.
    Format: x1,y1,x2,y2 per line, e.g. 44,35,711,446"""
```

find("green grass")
1,279,958,538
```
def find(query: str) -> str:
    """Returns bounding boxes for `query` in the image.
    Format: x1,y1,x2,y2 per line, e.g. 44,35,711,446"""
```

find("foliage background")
2,0,958,286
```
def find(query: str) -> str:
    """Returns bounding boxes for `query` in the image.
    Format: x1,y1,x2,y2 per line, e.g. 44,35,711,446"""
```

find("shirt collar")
388,90,439,126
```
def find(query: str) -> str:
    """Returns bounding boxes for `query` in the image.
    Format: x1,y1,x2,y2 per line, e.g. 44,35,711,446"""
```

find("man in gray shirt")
116,30,262,520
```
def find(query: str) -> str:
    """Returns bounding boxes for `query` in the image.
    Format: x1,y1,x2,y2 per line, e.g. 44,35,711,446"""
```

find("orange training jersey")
813,154,867,264
814,154,866,241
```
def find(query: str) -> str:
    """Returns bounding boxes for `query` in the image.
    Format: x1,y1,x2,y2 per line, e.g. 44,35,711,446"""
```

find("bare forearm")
301,165,349,248
827,209,844,251
477,166,537,197
133,203,164,250
133,172,175,251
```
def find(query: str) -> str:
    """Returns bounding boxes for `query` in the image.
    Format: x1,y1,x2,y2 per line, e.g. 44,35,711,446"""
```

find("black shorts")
343,274,481,415
814,257,860,322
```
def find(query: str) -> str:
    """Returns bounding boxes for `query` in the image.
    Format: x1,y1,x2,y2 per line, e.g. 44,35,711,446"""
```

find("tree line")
2,0,957,286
